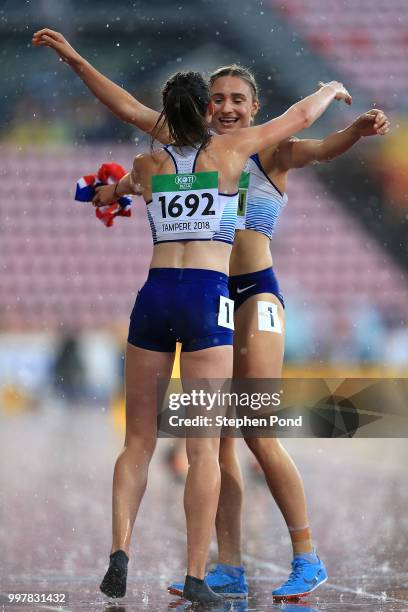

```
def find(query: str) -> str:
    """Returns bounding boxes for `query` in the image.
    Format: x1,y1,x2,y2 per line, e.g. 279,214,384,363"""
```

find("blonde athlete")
32,28,388,602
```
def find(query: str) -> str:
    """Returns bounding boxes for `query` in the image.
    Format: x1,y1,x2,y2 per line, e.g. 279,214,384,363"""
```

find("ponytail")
152,71,210,149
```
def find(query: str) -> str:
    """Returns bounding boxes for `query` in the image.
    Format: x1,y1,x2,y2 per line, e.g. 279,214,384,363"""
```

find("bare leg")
215,437,244,566
234,294,312,553
180,345,233,579
244,438,310,540
233,293,285,378
111,343,175,555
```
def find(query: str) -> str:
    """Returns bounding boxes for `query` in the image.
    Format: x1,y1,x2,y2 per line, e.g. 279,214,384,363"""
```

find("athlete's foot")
182,575,224,605
100,550,129,598
272,552,327,600
168,563,248,598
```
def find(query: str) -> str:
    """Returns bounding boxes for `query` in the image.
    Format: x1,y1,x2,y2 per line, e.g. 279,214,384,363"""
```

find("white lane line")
32,607,67,611
244,554,408,605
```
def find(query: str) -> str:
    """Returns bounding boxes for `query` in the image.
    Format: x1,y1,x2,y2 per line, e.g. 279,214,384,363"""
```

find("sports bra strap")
163,144,204,174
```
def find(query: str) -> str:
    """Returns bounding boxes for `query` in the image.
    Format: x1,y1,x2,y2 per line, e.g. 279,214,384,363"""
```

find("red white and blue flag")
75,163,132,227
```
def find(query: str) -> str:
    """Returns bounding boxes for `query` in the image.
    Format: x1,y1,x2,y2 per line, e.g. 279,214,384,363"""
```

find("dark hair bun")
160,72,211,148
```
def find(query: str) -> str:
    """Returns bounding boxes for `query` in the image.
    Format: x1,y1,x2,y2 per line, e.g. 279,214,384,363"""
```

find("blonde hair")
209,64,259,101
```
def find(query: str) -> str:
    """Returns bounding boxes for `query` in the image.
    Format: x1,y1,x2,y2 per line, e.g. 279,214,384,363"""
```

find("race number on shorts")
257,301,282,334
218,296,234,330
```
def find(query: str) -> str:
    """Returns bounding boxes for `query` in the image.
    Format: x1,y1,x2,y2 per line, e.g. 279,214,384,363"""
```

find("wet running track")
1,404,407,611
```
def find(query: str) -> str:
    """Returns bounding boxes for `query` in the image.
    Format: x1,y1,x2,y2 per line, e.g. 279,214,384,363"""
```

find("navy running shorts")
128,268,234,352
228,267,285,311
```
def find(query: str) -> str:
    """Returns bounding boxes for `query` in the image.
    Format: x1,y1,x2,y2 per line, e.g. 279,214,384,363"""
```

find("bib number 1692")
159,193,215,219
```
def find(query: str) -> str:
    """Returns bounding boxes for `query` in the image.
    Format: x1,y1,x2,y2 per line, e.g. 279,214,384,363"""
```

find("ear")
251,99,260,119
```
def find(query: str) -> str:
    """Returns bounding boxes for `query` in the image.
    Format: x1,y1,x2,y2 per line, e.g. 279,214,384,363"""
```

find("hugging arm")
229,81,352,159
32,29,170,143
92,156,144,207
275,109,390,170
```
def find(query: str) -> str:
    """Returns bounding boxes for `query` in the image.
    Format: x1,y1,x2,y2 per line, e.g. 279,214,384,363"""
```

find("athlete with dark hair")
32,28,387,602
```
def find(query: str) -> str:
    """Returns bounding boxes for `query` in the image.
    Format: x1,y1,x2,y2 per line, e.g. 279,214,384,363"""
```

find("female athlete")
31,28,387,603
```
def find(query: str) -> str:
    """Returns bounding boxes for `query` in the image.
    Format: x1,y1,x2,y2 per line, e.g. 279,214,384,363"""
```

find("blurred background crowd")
1,0,407,413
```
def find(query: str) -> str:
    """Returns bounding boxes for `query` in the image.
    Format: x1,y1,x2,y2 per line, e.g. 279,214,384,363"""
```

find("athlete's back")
132,134,248,202
132,137,243,273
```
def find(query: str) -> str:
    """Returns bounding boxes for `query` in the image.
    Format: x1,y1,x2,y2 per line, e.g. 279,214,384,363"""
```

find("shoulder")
202,134,243,166
272,137,299,159
132,151,149,167
211,130,249,148
133,149,169,170
260,137,301,172
275,136,300,151
208,133,234,148
208,132,250,163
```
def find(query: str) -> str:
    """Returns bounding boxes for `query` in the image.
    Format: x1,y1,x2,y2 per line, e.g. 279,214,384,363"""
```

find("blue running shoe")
168,564,248,599
272,555,328,600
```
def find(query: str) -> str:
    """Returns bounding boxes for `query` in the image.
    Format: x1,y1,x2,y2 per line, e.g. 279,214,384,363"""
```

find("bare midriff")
229,229,273,276
149,240,232,275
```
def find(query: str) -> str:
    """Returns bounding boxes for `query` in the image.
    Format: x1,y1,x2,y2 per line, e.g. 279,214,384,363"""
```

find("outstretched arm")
31,29,170,143
274,109,390,170
228,81,352,159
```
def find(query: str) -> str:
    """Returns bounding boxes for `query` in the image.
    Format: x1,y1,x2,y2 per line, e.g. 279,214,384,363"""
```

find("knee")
219,437,235,458
124,434,156,462
245,437,282,462
186,440,219,467
219,438,239,473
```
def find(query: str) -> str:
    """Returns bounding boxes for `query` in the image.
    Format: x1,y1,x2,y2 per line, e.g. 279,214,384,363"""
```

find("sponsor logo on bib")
175,175,197,189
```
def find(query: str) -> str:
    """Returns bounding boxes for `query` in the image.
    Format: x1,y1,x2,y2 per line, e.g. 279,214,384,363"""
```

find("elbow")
288,106,314,133
300,107,314,130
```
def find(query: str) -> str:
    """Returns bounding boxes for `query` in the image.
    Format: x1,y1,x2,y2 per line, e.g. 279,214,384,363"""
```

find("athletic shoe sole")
272,575,328,601
168,586,248,599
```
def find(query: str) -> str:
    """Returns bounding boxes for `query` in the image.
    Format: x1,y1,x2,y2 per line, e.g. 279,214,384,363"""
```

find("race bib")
236,171,249,231
218,296,235,330
257,301,282,334
150,171,220,240
237,172,249,218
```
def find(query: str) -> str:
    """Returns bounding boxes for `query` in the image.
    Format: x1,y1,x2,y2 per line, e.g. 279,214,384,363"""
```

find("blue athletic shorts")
128,268,233,352
228,267,285,311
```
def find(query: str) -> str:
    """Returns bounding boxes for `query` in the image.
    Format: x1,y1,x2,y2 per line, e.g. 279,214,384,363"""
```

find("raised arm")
228,81,352,159
31,29,170,143
274,109,390,170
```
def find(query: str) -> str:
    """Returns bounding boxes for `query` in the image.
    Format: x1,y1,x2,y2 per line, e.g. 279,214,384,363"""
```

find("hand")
31,29,82,64
319,81,352,106
352,109,390,137
92,184,118,207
